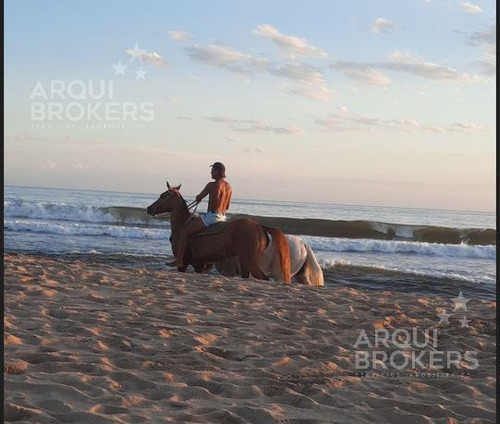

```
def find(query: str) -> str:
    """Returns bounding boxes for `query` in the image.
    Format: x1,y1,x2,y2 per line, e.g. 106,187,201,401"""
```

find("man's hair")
210,162,226,178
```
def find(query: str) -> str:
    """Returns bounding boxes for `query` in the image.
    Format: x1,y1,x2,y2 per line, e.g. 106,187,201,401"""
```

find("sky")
4,0,496,211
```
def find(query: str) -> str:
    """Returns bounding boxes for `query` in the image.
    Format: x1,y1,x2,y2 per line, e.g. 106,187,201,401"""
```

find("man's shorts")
200,211,226,227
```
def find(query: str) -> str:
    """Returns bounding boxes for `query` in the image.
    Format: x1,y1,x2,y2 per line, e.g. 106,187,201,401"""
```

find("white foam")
4,219,169,240
319,258,492,284
301,236,495,260
4,200,163,226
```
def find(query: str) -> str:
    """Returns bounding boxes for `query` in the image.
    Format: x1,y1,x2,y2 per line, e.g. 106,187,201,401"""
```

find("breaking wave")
4,219,168,239
303,236,495,259
4,201,496,246
4,200,166,227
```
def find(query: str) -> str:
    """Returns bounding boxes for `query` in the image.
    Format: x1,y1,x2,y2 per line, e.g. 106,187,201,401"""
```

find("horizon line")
4,184,496,214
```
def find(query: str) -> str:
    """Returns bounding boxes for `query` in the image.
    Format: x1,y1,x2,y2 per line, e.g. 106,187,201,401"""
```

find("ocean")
4,185,496,299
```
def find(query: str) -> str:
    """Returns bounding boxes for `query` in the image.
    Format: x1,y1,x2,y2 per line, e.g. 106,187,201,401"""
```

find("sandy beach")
4,253,496,423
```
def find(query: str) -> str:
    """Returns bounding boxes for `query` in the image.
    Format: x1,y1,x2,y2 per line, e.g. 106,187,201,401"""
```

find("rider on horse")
174,162,232,270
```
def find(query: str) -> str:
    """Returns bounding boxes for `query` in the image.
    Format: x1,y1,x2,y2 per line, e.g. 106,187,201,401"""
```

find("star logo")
134,67,148,80
459,316,470,328
451,291,471,312
112,60,128,76
126,42,147,63
437,309,451,325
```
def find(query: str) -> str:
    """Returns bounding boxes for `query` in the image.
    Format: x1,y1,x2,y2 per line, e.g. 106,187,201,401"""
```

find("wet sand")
4,253,496,423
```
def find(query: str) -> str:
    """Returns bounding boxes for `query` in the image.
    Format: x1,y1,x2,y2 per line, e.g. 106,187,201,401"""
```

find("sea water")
4,185,496,298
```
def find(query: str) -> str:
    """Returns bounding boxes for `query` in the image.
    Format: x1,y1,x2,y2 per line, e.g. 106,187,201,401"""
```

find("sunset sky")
4,0,496,211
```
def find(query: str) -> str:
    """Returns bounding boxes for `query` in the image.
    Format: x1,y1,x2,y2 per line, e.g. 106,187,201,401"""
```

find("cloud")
331,61,391,86
142,52,168,68
315,107,484,134
238,122,305,135
207,115,305,135
269,62,331,101
378,50,478,82
245,147,267,154
369,18,397,34
168,31,193,41
207,115,241,124
5,134,49,143
462,23,496,76
125,45,168,68
75,163,91,169
182,35,330,101
474,57,496,76
462,2,483,14
253,24,328,58
41,161,58,170
270,62,325,85
448,122,484,133
288,85,331,101
331,51,476,84
464,23,496,46
185,44,268,76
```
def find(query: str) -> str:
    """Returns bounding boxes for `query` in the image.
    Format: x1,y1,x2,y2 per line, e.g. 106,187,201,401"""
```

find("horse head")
146,181,183,216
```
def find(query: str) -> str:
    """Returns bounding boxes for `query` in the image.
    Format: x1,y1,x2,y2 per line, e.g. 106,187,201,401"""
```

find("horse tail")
263,226,291,284
304,244,324,286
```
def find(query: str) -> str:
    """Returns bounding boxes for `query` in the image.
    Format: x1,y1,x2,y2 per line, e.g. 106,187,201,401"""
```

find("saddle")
168,221,229,245
193,221,229,237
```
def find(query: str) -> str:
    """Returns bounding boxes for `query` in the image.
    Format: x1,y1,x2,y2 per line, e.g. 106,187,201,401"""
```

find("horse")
146,182,291,283
215,234,324,286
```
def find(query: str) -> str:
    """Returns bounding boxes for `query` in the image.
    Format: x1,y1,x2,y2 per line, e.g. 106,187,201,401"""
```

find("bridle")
152,191,199,220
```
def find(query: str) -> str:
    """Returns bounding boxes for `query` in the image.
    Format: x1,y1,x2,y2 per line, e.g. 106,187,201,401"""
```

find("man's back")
207,179,232,213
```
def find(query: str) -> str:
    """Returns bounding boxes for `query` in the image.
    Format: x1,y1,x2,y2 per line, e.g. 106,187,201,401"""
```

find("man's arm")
226,186,232,209
195,183,212,203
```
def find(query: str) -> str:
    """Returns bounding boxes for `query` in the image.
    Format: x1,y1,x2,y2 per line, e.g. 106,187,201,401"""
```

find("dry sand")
4,253,496,423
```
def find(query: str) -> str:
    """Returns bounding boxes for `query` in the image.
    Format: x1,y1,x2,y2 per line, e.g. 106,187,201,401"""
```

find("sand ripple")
4,253,496,423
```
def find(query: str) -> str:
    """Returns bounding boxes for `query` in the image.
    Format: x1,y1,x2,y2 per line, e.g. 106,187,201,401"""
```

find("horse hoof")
177,266,187,272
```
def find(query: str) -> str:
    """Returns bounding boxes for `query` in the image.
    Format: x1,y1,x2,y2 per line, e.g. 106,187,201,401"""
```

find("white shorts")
200,211,226,227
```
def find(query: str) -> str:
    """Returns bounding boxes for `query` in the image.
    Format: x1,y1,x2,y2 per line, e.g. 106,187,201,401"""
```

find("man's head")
210,162,226,179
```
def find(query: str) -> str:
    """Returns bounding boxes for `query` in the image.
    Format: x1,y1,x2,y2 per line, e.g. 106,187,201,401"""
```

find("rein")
152,197,199,220
185,200,199,225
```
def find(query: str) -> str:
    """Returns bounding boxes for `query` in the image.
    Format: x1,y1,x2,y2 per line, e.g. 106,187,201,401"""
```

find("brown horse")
146,182,291,283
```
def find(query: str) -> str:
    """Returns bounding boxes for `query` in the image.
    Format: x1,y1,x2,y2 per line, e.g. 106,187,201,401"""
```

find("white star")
451,291,471,312
112,60,128,76
134,67,148,80
437,309,451,325
126,42,147,63
459,316,470,328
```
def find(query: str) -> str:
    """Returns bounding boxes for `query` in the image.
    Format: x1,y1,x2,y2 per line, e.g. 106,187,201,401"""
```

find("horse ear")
166,181,171,189
175,183,182,191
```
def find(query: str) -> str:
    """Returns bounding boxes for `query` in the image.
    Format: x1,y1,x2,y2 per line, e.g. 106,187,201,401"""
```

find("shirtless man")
175,162,232,270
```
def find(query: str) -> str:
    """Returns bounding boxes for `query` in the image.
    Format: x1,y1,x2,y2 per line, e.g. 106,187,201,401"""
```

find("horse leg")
193,263,205,273
240,266,250,278
239,257,266,279
241,254,268,280
294,265,311,285
249,263,268,280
